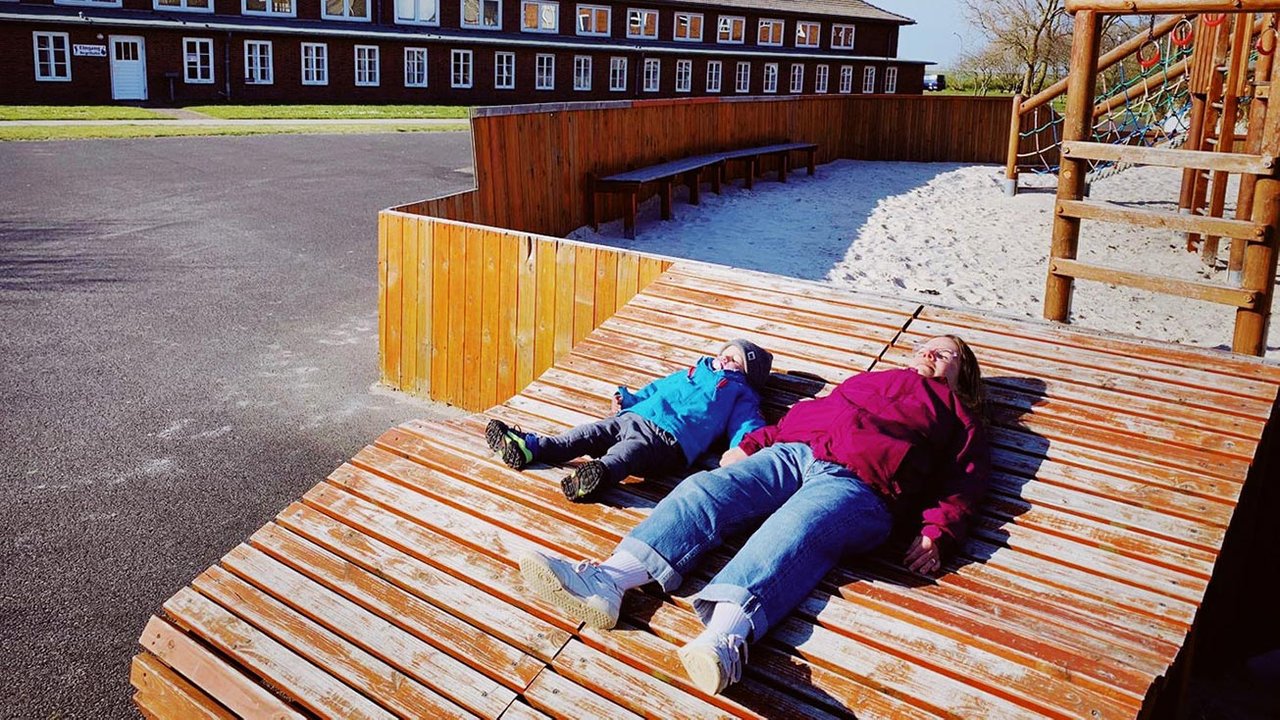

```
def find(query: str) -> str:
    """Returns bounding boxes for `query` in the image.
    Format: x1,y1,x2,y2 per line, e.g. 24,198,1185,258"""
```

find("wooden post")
1045,11,1102,323
1203,13,1255,265
1230,15,1276,280
1235,48,1280,355
1005,94,1023,196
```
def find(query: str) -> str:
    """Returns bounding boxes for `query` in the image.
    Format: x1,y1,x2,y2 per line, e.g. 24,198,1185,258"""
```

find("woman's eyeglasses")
913,345,959,362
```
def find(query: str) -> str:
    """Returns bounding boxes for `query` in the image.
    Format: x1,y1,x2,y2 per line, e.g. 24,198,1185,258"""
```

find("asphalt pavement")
0,132,475,718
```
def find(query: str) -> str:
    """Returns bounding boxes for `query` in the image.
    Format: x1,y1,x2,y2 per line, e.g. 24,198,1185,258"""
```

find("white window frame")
354,45,379,86
735,60,749,93
705,60,721,93
675,58,691,93
717,15,744,44
242,0,294,18
763,62,778,94
395,0,439,25
815,64,828,94
521,0,558,33
33,32,71,82
839,65,853,93
831,23,855,49
673,11,702,42
154,0,213,14
301,42,328,86
642,57,660,92
244,40,273,84
451,49,473,87
536,52,555,90
53,0,121,7
609,56,627,91
183,37,213,84
627,8,658,39
757,18,782,46
494,50,515,89
405,47,429,87
573,55,591,91
862,65,876,93
886,66,898,94
461,0,501,29
789,63,803,93
795,20,820,48
576,3,609,36
323,0,370,21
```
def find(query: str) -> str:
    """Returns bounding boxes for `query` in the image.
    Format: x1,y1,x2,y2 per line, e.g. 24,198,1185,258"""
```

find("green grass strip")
0,123,469,142
181,104,470,120
0,105,164,121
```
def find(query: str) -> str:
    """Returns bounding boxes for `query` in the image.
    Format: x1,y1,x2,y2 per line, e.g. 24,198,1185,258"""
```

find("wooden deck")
132,261,1280,719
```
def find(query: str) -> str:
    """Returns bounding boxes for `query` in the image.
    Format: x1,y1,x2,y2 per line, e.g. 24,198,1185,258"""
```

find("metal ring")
1202,13,1227,28
1137,40,1162,69
1171,19,1195,47
1258,27,1277,56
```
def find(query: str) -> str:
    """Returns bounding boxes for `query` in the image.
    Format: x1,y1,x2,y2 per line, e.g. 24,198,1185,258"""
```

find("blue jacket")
617,357,765,465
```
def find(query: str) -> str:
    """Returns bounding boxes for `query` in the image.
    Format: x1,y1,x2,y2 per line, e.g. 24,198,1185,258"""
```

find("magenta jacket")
739,368,990,552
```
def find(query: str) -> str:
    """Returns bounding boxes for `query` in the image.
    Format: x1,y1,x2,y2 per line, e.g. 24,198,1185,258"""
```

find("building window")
243,0,293,17
522,0,557,32
735,61,749,93
609,56,626,91
674,12,702,41
324,0,368,20
642,57,659,92
756,18,782,46
576,4,609,35
396,0,438,24
675,59,691,93
717,15,744,44
832,24,855,49
763,62,777,93
627,8,657,39
840,65,853,93
155,0,211,13
706,60,721,93
33,32,71,82
789,63,803,93
573,55,591,90
462,0,500,28
451,49,473,87
536,53,554,89
815,64,828,94
886,66,898,93
244,41,273,83
795,21,820,48
863,65,876,93
182,38,213,83
405,47,429,87
355,45,379,86
301,42,328,85
495,50,514,89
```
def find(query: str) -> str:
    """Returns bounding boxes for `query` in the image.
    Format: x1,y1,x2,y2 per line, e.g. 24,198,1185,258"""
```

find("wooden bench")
131,261,1280,718
589,143,819,239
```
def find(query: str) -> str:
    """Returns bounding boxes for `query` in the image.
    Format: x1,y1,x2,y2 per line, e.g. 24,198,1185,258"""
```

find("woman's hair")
940,334,987,422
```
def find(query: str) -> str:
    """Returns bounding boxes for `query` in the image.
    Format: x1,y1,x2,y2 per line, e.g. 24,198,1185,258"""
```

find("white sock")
599,550,651,592
695,600,751,644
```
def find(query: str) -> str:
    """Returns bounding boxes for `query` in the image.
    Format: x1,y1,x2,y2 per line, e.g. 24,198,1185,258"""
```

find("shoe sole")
484,420,507,452
677,644,726,695
500,440,528,470
518,552,616,630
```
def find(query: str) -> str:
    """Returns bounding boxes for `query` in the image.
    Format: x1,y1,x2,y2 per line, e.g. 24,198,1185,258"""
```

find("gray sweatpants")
537,413,686,490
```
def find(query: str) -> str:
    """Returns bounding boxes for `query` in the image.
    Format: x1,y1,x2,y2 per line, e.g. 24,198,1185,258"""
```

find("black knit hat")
721,339,774,390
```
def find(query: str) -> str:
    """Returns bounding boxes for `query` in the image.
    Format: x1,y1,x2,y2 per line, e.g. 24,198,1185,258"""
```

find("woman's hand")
719,446,748,467
904,534,942,576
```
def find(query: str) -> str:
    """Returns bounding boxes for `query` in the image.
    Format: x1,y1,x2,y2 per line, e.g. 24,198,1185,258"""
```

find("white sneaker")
678,633,748,695
518,550,623,629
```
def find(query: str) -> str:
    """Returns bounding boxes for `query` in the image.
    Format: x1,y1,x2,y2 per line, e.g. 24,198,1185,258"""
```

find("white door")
110,36,148,101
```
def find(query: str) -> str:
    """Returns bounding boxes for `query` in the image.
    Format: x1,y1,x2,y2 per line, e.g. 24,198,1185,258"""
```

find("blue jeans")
618,442,892,641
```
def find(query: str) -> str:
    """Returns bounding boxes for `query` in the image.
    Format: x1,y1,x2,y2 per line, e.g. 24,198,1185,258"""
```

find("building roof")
666,0,914,24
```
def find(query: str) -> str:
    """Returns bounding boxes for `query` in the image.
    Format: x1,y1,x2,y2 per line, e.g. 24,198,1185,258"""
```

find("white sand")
568,160,1279,360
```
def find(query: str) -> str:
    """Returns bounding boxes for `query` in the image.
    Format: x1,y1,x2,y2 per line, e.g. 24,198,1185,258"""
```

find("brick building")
0,0,924,105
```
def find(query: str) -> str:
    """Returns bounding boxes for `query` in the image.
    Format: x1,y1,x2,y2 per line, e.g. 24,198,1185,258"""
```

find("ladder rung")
1057,199,1268,242
1061,140,1275,175
1048,258,1259,309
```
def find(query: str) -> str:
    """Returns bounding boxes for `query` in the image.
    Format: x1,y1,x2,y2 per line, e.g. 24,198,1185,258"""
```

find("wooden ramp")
132,262,1280,719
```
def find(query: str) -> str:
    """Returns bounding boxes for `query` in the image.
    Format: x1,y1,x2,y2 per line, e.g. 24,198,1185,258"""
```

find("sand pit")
568,159,1279,360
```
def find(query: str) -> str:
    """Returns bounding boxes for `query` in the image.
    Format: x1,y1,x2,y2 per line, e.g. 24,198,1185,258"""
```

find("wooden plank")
1057,199,1267,241
573,246,597,344
464,226,486,410
497,699,551,720
1059,140,1275,174
430,219,452,404
614,251,640,309
521,669,643,720
137,615,305,719
446,221,467,406
553,241,576,363
162,587,395,720
401,213,420,397
496,229,519,402
131,653,236,720
515,234,538,395
534,239,557,383
377,213,389,387
637,256,668,289
481,228,502,409
416,218,433,397
551,639,736,719
594,250,618,325
1067,0,1280,14
1049,257,1260,308
384,212,404,390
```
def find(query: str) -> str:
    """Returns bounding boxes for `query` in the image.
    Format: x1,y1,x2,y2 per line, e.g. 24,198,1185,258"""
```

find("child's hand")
611,392,622,414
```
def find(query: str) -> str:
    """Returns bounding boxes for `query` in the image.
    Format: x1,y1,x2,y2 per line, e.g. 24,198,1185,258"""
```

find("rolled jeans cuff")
694,583,765,642
617,536,682,592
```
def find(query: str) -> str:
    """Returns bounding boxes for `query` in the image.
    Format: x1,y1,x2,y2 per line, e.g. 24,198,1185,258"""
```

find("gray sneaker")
678,633,748,695
517,550,623,629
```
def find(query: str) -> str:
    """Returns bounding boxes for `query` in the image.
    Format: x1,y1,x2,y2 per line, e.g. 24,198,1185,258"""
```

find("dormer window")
831,24,855,49
627,8,658,38
522,0,557,32
462,0,500,29
674,12,702,41
757,18,782,46
717,15,744,44
795,21,820,48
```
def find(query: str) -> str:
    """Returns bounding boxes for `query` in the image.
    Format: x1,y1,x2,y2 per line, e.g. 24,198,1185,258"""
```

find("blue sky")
869,0,969,69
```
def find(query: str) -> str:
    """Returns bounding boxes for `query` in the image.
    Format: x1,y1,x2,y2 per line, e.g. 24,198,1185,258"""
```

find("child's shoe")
561,460,608,502
517,550,622,629
485,419,534,470
677,633,748,695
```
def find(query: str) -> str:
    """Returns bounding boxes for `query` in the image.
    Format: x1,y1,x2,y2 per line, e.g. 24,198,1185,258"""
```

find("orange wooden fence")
379,212,672,411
